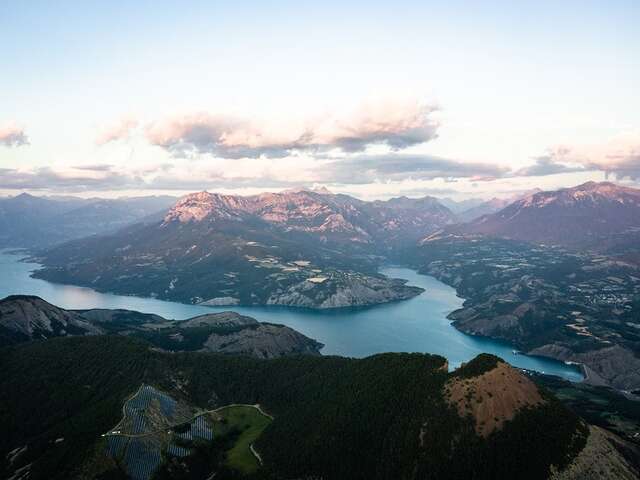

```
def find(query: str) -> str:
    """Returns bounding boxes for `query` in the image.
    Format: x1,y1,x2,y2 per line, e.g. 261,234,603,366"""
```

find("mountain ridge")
31,188,459,308
0,193,177,248
449,182,640,249
161,188,457,249
0,295,322,357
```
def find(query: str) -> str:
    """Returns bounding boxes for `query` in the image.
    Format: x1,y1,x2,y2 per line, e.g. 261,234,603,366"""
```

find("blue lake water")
0,250,583,381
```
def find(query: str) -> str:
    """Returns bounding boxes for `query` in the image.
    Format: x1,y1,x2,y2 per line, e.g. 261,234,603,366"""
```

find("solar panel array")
124,439,162,480
123,385,179,435
107,435,127,458
104,386,218,479
166,442,191,458
192,415,214,440
175,414,214,442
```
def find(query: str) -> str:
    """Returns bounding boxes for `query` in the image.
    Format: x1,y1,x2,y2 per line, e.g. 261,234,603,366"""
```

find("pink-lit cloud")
0,123,29,147
534,132,640,180
145,99,439,158
96,118,139,145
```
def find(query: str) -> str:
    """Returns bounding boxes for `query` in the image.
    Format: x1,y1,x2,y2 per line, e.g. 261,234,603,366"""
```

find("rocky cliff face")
0,296,322,357
77,308,167,325
162,188,456,249
528,344,640,391
265,273,422,308
0,295,103,345
178,312,258,328
201,322,323,358
157,311,323,357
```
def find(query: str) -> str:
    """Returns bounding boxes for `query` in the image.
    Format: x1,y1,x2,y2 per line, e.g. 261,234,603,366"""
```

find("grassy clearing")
211,405,272,474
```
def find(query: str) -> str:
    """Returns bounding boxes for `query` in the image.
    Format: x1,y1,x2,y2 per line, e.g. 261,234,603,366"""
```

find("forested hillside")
0,336,593,480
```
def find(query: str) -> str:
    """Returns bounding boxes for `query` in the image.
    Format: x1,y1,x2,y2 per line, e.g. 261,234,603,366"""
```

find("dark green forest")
1,336,587,480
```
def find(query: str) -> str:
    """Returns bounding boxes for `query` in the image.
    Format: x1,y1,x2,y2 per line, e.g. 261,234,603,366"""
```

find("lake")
0,250,583,381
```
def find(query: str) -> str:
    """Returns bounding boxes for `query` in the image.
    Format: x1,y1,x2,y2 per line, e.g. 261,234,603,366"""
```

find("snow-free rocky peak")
446,181,640,248
161,189,457,244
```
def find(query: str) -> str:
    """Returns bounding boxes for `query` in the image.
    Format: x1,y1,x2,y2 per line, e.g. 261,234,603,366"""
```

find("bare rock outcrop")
0,295,102,345
201,323,323,358
445,357,544,437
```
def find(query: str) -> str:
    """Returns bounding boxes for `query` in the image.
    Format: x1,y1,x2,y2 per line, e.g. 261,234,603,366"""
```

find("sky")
1,0,639,200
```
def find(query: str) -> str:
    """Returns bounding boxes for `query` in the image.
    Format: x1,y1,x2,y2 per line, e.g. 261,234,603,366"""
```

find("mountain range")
8,181,640,255
454,189,543,222
448,182,640,250
159,188,458,251
27,182,640,311
30,188,460,307
0,193,177,248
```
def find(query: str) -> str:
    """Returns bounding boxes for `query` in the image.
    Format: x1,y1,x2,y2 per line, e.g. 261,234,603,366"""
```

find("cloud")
572,132,640,180
145,100,439,158
0,124,29,147
0,167,141,192
145,113,297,158
71,163,116,172
148,154,497,190
145,173,296,191
96,118,138,145
0,164,290,192
514,155,586,177
521,132,640,180
0,147,510,194
315,100,439,152
314,154,508,184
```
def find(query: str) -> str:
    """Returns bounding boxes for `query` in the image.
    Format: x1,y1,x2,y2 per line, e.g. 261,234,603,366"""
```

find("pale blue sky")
1,1,638,198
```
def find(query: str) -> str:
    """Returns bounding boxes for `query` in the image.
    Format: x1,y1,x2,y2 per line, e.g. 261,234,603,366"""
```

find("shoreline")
27,260,425,312
0,250,584,381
